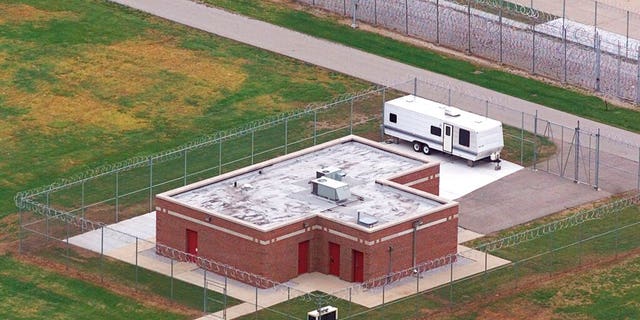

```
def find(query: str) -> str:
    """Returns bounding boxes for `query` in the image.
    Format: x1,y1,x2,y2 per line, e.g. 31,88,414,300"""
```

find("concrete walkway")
110,0,640,154
69,215,507,320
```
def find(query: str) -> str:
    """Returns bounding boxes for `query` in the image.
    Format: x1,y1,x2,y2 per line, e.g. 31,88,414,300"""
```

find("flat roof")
385,95,502,131
161,136,453,231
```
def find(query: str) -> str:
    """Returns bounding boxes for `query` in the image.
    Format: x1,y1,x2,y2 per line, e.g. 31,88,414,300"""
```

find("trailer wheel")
412,141,422,152
466,159,475,167
422,144,431,155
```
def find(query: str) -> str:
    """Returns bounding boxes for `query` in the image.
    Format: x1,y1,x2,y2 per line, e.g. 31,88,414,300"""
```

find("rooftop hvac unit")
307,306,338,320
357,211,378,228
316,166,346,181
311,178,350,202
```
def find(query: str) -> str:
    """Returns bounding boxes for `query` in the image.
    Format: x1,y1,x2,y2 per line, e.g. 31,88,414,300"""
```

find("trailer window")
389,113,397,123
459,129,470,147
430,126,441,136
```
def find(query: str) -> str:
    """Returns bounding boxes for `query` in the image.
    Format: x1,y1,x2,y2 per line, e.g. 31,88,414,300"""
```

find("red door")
186,229,198,261
329,242,340,276
352,250,364,282
298,241,310,275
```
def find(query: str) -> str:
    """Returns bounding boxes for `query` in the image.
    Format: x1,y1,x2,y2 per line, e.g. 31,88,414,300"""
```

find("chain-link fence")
15,78,640,319
299,0,640,104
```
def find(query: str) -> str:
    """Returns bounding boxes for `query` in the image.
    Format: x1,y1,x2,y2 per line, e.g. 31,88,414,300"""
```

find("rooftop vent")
445,108,461,117
357,211,378,228
311,177,350,202
316,166,346,181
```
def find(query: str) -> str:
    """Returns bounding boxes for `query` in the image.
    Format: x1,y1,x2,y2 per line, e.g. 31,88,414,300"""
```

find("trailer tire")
412,141,422,152
466,159,475,167
422,144,431,155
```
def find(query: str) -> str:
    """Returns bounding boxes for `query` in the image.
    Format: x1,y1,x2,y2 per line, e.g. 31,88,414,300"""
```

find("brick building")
155,135,459,287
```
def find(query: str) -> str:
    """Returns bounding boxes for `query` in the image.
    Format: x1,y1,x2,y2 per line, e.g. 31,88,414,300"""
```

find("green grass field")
0,0,369,217
0,0,368,317
0,254,189,320
2,0,639,319
201,0,640,133
240,197,640,319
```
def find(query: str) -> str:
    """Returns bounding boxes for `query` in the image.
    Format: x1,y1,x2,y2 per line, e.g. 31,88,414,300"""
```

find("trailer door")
443,124,453,153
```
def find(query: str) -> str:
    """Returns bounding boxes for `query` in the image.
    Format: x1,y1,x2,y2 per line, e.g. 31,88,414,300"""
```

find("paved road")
111,0,640,153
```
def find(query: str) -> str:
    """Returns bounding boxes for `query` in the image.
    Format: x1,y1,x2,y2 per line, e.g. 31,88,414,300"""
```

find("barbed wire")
13,85,386,206
477,193,640,252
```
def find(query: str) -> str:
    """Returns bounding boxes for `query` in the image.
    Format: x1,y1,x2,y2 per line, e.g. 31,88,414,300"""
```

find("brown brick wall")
390,165,440,195
157,197,458,286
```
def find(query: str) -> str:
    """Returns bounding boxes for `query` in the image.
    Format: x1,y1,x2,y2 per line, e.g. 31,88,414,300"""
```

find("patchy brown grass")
0,3,76,24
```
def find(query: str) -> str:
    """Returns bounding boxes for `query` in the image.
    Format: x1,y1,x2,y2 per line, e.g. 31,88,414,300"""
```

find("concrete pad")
458,169,612,234
68,213,155,254
458,227,485,243
66,212,510,319
380,140,523,200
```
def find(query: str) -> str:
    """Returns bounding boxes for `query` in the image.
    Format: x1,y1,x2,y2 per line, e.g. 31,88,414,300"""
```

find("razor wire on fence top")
14,77,640,318
298,0,640,103
478,192,640,252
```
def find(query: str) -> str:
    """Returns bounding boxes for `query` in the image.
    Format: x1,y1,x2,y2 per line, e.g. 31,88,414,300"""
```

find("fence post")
449,258,454,306
483,247,488,295
467,1,471,54
532,21,536,74
595,33,601,92
448,88,451,105
533,110,538,170
563,27,567,83
636,47,640,105
351,0,358,28
100,225,104,283
223,274,228,319
561,125,565,177
617,42,622,98
45,193,49,242
574,122,580,183
135,237,139,288
594,1,598,48
626,11,630,57
485,100,489,117
350,97,354,135
183,149,188,186
405,0,409,35
255,286,259,317
413,77,417,95
499,4,503,63
284,118,288,154
343,0,346,16
203,270,207,313
170,257,174,299
313,110,317,145
436,0,440,44
615,208,620,259
115,171,119,222
637,147,640,190
81,180,85,228
520,112,524,165
218,140,222,175
149,158,153,212
548,230,554,276
594,129,600,190
18,208,23,254
374,0,377,25
562,0,566,31
65,215,70,271
251,130,255,165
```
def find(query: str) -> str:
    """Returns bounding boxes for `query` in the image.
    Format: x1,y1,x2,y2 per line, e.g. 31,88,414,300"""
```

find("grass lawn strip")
200,0,640,132
0,0,369,215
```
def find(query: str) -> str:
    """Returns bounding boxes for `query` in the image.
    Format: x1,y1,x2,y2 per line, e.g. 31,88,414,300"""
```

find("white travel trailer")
383,95,504,166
